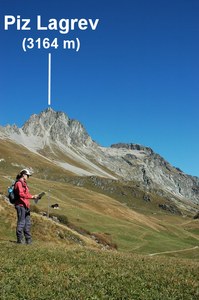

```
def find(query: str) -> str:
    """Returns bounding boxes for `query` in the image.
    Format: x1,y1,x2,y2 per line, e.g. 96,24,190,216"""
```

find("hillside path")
149,246,199,257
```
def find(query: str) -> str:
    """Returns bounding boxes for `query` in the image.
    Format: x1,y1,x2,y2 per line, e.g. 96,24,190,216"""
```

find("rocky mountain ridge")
22,109,95,147
0,108,198,207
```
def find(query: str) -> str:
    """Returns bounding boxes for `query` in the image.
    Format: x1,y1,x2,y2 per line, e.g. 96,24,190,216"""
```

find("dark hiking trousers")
15,205,32,243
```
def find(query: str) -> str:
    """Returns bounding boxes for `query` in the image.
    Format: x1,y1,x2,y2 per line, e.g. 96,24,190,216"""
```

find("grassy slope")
0,239,199,299
1,139,199,256
0,199,199,299
0,198,100,249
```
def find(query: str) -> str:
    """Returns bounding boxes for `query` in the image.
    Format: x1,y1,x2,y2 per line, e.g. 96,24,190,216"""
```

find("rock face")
22,108,95,147
0,108,199,206
88,143,199,205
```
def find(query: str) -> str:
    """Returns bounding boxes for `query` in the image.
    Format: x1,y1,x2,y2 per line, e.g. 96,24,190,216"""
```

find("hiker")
14,169,38,244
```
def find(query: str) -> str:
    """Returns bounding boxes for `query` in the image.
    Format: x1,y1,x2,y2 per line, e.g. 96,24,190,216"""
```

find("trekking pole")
47,189,50,218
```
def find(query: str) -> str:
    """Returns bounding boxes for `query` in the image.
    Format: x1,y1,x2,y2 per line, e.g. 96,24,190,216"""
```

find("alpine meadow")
0,108,199,299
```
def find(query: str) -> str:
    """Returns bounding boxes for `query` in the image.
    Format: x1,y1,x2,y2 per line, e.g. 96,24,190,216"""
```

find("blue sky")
0,0,199,177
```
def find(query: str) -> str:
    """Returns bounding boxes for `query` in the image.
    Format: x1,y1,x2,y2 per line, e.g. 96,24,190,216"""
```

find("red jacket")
14,178,33,208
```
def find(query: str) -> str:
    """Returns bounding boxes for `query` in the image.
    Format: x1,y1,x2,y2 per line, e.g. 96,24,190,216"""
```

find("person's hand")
32,195,39,199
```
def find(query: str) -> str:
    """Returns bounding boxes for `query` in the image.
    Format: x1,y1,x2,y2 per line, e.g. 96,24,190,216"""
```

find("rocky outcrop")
111,143,154,155
98,143,199,205
22,108,95,147
159,204,182,215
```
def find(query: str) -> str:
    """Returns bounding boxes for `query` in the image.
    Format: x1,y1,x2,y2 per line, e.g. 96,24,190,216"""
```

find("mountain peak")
0,108,198,207
0,108,94,149
22,108,94,147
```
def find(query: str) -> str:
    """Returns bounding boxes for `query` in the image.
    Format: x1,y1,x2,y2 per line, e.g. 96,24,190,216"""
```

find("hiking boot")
17,240,25,244
26,239,32,245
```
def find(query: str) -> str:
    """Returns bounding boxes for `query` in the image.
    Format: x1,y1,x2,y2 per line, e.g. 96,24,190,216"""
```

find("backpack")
8,181,18,204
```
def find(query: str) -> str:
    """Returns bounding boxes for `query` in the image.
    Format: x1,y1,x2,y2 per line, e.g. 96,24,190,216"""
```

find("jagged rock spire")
22,108,94,147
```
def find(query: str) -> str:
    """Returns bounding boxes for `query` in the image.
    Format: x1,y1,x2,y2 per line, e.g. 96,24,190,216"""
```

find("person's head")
16,169,32,180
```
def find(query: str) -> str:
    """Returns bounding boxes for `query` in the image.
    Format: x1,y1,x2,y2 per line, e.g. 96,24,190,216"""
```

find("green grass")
0,242,199,300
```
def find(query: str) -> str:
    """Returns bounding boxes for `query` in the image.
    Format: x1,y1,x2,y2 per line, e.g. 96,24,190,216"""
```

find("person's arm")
15,181,38,199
